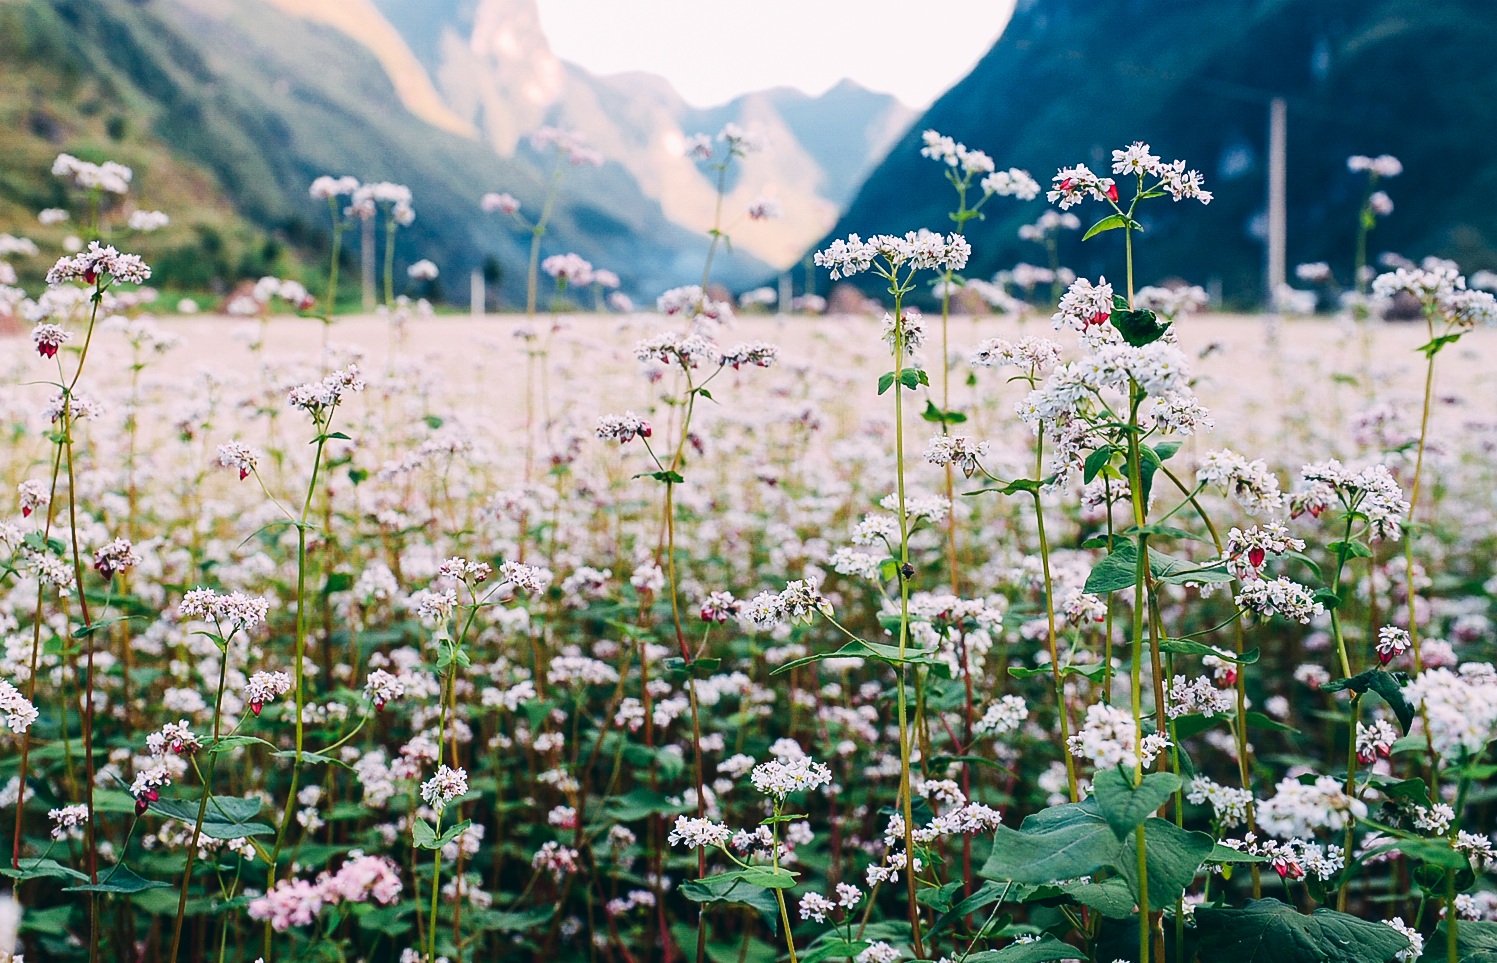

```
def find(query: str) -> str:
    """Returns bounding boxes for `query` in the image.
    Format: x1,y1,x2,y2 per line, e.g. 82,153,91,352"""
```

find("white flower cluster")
749,755,832,799
924,434,988,478
1197,449,1284,516
0,680,39,734
419,764,469,814
656,284,734,326
1348,154,1403,178
1256,775,1367,838
245,670,293,714
1166,675,1235,719
1235,576,1323,624
541,252,593,286
53,152,132,193
880,310,926,355
595,411,651,444
499,560,552,593
46,241,151,286
813,230,970,279
1187,776,1254,829
981,168,1041,200
1052,276,1114,331
970,336,1063,372
287,364,365,414
1402,665,1497,762
667,815,732,849
1292,459,1409,541
741,580,833,630
1224,522,1304,581
1067,703,1171,769
179,588,271,632
1111,142,1212,203
974,695,1029,737
217,441,262,480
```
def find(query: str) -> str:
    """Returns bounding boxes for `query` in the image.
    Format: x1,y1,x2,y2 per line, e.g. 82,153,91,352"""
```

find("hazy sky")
535,0,1018,108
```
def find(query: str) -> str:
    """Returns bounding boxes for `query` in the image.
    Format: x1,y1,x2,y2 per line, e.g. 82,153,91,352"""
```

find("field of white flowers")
0,131,1495,963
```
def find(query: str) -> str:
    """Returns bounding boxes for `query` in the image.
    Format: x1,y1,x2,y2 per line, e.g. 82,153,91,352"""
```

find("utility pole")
361,216,376,312
1266,97,1287,301
471,269,484,318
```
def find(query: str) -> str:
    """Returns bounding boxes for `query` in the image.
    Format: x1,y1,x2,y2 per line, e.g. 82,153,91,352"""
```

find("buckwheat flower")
718,122,764,155
699,591,740,623
1380,918,1421,962
1368,191,1394,217
924,434,988,478
973,695,1028,736
287,363,365,414
18,480,50,518
407,588,457,625
46,241,150,286
249,878,324,931
38,207,69,225
31,323,70,359
747,197,782,220
1376,626,1411,666
92,537,140,579
480,191,521,215
43,389,102,423
48,803,88,840
541,252,594,286
830,547,882,580
1167,675,1235,719
1187,777,1253,829
799,892,835,923
322,854,403,905
635,330,721,368
364,669,406,711
970,335,1063,372
1235,577,1323,624
1403,667,1497,762
881,310,925,355
857,941,900,963
668,815,732,849
777,580,833,624
309,175,360,199
1157,159,1212,203
980,167,1041,200
719,341,778,369
1048,164,1116,208
419,765,469,815
1053,276,1114,331
130,764,172,814
499,560,552,593
1257,775,1366,837
244,670,293,716
631,561,665,594
216,441,262,480
595,411,651,444
180,588,272,632
1356,719,1398,764
127,210,169,232
1196,449,1284,516
531,840,580,881
751,755,832,799
1068,703,1171,769
1113,142,1164,177
407,259,438,281
146,720,201,756
0,681,38,734
1224,522,1305,580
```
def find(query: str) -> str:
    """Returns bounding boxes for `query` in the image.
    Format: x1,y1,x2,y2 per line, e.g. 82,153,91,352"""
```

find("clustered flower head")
813,230,971,279
741,580,833,630
179,588,272,633
0,680,39,734
419,765,469,814
1067,702,1171,769
1224,522,1304,580
46,241,151,286
249,854,403,931
970,335,1063,373
31,323,71,358
217,441,262,480
53,153,132,193
91,537,141,579
1292,459,1410,540
480,191,522,215
595,411,651,444
1348,154,1403,178
667,815,732,849
924,433,988,478
244,670,293,716
287,364,365,414
1235,576,1323,624
542,252,594,286
364,669,406,710
749,755,833,800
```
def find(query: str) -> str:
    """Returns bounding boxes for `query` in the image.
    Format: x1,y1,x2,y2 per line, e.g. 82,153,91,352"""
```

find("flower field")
0,135,1495,963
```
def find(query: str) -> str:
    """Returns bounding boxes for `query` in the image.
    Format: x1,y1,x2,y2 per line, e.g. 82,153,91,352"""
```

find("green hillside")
0,0,765,302
812,0,1497,307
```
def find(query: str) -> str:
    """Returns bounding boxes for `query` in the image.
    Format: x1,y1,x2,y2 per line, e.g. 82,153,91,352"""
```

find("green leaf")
979,802,1118,884
1082,213,1129,241
1426,919,1497,962
966,477,1050,497
1244,710,1300,734
1417,333,1463,358
207,735,275,753
1083,447,1116,484
603,788,689,822
1328,539,1374,560
0,857,89,882
1157,639,1258,663
64,863,172,893
921,400,967,424
1193,898,1409,963
1206,843,1269,864
1113,308,1172,347
1061,877,1136,919
1320,670,1415,732
149,795,263,825
1107,817,1215,911
738,865,798,890
681,873,780,933
1085,543,1141,594
966,935,1085,962
877,371,896,395
803,939,872,963
898,367,929,390
1093,768,1182,841
272,749,349,767
1154,440,1183,461
412,818,437,849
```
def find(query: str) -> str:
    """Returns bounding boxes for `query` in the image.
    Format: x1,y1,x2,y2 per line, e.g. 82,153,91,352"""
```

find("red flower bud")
1107,183,1119,202
135,798,148,816
1059,178,1076,191
38,343,59,359
21,506,31,518
251,702,263,716
1248,547,1266,569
